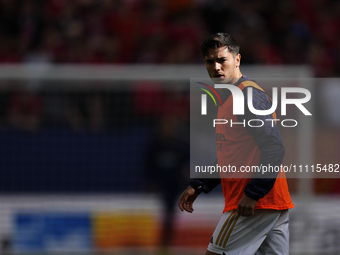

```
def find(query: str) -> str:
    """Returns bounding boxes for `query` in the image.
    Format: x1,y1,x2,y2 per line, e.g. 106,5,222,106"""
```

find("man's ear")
235,54,241,68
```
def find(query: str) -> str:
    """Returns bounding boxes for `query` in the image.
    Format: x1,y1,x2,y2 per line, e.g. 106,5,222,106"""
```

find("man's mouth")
214,74,224,78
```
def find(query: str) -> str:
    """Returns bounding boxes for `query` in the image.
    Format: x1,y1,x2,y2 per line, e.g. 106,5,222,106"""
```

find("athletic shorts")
207,209,289,255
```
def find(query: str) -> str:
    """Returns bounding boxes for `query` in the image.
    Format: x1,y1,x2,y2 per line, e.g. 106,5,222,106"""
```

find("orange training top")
215,80,294,213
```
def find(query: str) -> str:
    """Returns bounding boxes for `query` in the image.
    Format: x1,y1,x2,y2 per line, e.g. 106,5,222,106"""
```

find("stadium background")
0,0,339,254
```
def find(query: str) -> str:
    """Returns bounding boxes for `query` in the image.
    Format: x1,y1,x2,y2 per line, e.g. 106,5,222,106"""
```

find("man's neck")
230,75,243,85
218,74,243,95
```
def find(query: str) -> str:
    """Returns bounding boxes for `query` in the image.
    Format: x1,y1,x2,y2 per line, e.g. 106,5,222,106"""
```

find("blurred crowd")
0,83,190,134
0,0,340,76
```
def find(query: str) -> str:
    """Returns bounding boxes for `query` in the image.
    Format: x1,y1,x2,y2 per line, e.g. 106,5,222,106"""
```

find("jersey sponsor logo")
216,133,226,141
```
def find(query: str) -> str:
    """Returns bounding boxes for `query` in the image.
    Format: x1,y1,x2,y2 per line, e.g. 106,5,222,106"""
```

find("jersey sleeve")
238,87,285,201
189,177,221,195
188,159,221,195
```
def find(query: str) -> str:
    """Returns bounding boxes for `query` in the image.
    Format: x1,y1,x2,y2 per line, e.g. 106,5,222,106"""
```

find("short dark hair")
201,33,240,57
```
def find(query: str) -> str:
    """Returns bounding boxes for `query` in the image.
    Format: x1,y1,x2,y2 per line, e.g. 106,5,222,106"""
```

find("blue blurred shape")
14,212,92,252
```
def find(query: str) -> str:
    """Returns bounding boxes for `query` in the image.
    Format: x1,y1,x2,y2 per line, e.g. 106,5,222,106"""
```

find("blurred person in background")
145,116,189,252
67,91,106,132
88,93,106,132
8,86,42,133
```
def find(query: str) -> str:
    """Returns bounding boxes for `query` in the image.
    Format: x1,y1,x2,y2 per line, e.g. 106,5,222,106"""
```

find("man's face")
204,47,241,84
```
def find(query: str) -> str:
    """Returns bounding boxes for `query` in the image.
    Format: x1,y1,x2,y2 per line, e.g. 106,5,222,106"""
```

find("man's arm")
178,178,221,213
237,86,285,216
178,160,221,213
188,177,221,195
188,158,221,195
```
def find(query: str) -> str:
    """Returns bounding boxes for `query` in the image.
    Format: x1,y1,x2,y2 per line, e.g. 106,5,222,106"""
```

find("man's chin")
211,77,233,84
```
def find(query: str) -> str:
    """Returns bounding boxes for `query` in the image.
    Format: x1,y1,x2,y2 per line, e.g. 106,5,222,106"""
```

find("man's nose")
214,62,221,71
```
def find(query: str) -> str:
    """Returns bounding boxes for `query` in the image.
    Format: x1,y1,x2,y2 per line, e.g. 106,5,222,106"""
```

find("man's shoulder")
239,80,265,93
